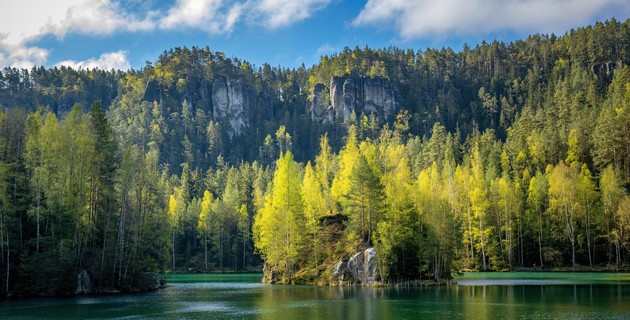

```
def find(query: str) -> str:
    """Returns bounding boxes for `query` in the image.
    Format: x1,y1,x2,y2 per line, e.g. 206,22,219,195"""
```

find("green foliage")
2,20,630,294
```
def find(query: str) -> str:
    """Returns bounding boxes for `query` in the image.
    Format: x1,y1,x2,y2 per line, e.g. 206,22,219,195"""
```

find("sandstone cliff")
212,76,250,139
142,76,252,139
311,76,398,124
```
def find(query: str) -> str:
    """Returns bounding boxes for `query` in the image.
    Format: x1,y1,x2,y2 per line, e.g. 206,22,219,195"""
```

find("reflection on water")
0,274,629,319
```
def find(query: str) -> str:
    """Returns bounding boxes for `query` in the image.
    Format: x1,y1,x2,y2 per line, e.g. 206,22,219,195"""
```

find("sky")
1,0,629,71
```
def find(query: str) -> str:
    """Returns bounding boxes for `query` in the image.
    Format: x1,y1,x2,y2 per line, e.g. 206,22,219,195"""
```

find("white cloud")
0,0,154,68
160,0,226,33
0,0,334,68
1,0,153,46
55,51,131,70
315,43,339,57
250,0,331,29
353,0,630,39
0,42,49,69
158,0,331,33
46,0,155,38
225,3,246,32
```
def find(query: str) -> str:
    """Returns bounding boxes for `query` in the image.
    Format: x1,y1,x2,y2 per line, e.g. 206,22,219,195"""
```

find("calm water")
1,272,629,319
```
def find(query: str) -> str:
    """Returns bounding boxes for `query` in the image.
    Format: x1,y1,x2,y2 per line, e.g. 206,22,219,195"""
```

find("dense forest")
0,19,630,294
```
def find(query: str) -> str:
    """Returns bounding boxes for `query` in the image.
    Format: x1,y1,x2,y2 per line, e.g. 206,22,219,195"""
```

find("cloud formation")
354,0,630,39
160,0,228,33
55,51,131,70
0,41,49,69
1,0,152,46
0,0,332,68
0,0,154,68
251,0,331,29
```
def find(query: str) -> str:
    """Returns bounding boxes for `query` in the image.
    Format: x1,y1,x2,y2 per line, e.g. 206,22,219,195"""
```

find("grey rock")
364,247,378,283
311,76,398,124
75,270,92,294
330,77,345,120
310,83,333,125
333,259,348,276
347,251,363,280
141,80,160,102
363,78,397,119
198,78,212,112
341,78,356,118
212,77,249,139
333,247,379,285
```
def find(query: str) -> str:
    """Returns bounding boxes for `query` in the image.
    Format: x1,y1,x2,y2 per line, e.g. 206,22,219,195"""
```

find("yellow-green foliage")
253,151,305,282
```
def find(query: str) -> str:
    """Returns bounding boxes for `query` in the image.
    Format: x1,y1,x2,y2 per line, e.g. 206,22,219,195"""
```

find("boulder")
75,270,92,294
333,247,379,285
262,263,280,284
136,272,165,291
333,259,348,277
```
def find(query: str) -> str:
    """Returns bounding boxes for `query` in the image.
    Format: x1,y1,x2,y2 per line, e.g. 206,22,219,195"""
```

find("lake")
1,272,629,319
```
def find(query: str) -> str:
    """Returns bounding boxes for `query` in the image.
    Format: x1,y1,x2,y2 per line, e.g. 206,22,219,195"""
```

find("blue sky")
1,0,629,70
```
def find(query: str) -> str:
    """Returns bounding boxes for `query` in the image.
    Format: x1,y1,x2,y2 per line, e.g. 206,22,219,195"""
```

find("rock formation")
75,270,165,295
212,76,249,139
310,76,398,124
310,83,333,125
333,247,379,285
142,80,160,102
75,270,92,294
140,77,251,139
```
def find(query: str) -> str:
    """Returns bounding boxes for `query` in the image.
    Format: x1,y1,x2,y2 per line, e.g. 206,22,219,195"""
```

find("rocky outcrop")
140,77,250,139
75,270,92,294
142,80,160,102
262,263,280,284
310,83,333,125
212,76,249,139
591,60,623,78
332,247,379,285
310,76,398,124
74,270,165,295
136,272,167,291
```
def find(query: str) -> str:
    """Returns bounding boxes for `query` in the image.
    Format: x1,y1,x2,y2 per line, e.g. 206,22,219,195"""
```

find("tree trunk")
480,219,487,271
204,234,208,270
538,212,544,267
242,236,246,270
5,231,9,294
467,208,474,266
172,228,176,269
586,212,593,267
571,237,576,268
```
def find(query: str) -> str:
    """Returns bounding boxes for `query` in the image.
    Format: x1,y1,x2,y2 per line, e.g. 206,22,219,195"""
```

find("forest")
0,18,629,294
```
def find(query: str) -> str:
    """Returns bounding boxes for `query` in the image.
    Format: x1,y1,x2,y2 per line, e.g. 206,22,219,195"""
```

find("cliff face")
142,76,252,140
212,77,250,139
310,83,333,125
311,76,398,124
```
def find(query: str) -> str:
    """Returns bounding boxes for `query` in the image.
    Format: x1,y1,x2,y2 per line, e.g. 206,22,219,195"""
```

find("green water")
1,273,629,319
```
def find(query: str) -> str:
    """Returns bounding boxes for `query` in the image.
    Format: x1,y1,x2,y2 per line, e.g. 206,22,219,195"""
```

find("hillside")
0,19,629,293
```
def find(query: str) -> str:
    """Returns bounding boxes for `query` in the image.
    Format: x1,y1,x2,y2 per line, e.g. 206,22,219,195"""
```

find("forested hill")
0,19,630,294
